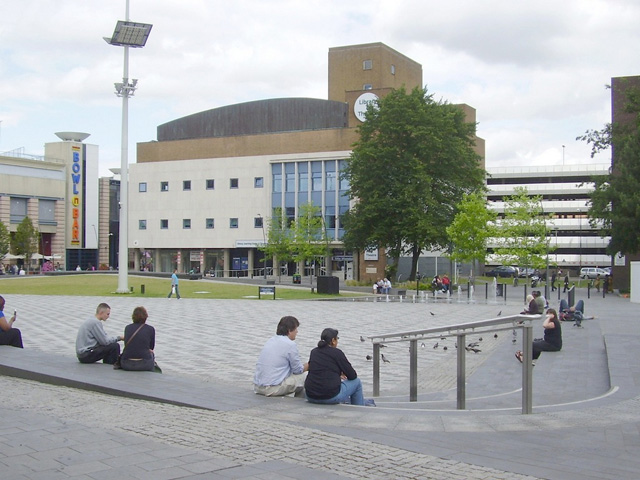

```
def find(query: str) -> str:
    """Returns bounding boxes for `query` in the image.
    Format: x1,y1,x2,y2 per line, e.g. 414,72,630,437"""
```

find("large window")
10,197,27,223
298,170,308,192
285,172,295,192
38,199,56,225
326,170,336,191
273,173,282,193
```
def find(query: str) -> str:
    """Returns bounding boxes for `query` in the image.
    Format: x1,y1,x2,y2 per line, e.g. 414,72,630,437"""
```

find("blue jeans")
306,378,364,406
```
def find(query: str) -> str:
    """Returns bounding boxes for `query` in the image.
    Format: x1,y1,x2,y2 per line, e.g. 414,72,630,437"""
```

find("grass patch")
0,274,348,300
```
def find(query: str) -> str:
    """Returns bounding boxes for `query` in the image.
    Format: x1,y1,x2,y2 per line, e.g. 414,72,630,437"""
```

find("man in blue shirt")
167,269,181,299
254,316,308,396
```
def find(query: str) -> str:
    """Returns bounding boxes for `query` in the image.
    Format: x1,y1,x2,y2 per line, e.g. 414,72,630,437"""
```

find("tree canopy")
446,191,495,270
14,216,39,271
0,221,9,258
491,187,550,270
342,86,486,280
577,81,640,255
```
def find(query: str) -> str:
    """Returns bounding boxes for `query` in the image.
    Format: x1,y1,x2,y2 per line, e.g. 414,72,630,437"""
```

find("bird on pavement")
494,333,498,339
497,310,502,316
443,346,448,351
433,342,439,349
360,336,366,342
420,342,426,348
366,355,372,361
381,354,391,363
430,311,436,316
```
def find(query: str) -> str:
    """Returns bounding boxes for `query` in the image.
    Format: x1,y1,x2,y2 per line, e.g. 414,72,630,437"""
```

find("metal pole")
457,333,466,409
372,343,380,397
409,340,418,401
522,324,533,414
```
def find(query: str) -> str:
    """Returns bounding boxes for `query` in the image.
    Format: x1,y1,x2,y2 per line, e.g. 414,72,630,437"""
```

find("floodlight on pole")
104,0,152,293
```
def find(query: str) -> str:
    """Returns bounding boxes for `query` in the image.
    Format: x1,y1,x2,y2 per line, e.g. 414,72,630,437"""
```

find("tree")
577,81,640,255
290,203,329,281
14,216,39,272
446,191,496,276
492,187,550,271
342,86,486,280
0,221,10,258
260,208,294,280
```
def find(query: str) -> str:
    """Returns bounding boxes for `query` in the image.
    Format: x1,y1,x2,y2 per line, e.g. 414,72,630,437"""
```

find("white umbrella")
2,253,25,260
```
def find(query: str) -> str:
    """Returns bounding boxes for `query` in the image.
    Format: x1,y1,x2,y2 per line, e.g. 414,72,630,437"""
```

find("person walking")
563,272,570,293
167,269,181,299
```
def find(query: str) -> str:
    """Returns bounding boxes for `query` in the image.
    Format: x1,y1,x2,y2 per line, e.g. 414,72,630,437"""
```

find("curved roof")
157,98,349,142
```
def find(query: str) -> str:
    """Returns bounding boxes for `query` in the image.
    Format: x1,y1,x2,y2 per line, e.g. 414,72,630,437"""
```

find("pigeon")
430,311,436,316
478,337,483,342
494,333,498,339
471,348,481,353
381,354,391,363
467,342,479,348
443,346,448,351
360,336,366,342
512,338,517,344
497,310,502,316
379,344,387,348
440,336,446,341
366,355,372,361
433,342,439,349
420,342,426,348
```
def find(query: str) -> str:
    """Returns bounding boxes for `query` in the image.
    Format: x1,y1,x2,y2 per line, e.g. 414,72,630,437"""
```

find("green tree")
14,216,39,272
342,86,485,280
260,208,294,280
577,81,640,255
290,203,329,281
0,221,10,258
492,187,550,271
446,191,496,276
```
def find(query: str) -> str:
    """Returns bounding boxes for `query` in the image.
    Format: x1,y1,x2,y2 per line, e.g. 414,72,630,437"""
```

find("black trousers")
77,343,121,364
0,328,23,348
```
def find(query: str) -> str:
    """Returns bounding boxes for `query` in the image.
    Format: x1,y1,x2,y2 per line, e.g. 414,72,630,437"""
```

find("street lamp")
257,213,267,279
104,1,152,293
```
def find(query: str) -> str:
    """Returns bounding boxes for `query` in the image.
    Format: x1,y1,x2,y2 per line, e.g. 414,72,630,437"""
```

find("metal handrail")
368,313,544,414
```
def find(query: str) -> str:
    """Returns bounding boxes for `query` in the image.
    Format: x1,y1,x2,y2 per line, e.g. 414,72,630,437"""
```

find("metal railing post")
522,324,533,414
373,343,380,397
409,339,418,401
457,333,466,410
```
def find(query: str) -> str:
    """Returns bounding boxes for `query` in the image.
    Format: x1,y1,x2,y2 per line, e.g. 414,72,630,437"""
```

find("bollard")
141,284,145,294
130,286,133,293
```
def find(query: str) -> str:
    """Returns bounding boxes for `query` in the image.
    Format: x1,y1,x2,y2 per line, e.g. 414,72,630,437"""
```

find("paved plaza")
1,278,639,479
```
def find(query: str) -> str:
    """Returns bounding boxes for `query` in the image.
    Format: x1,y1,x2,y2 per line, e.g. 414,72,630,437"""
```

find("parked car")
518,267,536,278
579,267,608,279
485,266,518,278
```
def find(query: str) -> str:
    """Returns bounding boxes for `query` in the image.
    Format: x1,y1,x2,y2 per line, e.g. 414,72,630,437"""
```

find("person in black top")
121,306,156,371
305,328,364,405
515,308,562,365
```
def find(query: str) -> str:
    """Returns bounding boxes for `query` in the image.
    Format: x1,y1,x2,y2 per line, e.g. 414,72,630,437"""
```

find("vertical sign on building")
70,145,83,246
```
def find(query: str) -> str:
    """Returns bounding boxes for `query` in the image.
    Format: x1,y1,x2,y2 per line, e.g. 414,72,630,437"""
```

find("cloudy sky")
1,0,637,176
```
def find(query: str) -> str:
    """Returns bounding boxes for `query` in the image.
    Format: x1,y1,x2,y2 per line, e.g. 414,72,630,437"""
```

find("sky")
1,0,638,177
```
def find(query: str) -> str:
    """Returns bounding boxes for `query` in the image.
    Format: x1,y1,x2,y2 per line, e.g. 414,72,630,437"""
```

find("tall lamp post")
104,1,152,293
257,214,267,279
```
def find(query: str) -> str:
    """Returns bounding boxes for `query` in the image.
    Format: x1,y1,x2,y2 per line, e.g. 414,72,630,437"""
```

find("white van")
579,267,607,279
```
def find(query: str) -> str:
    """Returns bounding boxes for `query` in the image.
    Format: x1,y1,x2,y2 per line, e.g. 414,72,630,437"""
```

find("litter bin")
496,284,504,297
292,274,301,284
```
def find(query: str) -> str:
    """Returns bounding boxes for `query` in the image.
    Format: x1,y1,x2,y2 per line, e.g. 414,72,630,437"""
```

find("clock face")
354,92,379,122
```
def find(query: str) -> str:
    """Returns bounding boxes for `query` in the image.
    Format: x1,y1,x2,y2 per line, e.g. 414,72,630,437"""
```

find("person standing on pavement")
305,328,365,406
76,303,123,364
0,295,23,348
167,269,181,299
254,316,308,396
563,272,570,293
551,270,557,291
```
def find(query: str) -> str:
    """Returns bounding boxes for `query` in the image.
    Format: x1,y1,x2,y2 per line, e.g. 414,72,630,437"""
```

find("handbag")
171,285,176,295
113,324,146,370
